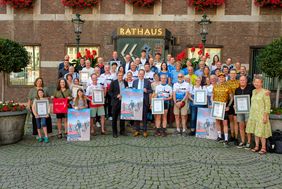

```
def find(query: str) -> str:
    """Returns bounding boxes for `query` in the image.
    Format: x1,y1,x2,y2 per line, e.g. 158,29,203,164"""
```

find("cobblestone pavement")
1,127,282,189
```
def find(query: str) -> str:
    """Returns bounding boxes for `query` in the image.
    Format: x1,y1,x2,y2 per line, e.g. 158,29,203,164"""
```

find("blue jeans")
36,118,47,129
189,102,205,130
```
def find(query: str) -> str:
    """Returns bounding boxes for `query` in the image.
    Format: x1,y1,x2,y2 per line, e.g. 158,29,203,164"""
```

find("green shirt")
53,89,72,98
28,87,50,101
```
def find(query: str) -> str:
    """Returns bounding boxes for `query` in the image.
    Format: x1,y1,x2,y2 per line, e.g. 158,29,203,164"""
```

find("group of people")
29,50,272,155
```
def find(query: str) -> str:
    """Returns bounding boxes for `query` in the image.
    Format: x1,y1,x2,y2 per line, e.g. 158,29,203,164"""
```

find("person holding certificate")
27,77,52,136
234,76,255,148
173,73,190,136
153,75,172,137
32,89,50,143
133,69,153,137
226,69,240,145
246,76,272,155
53,79,72,139
86,73,106,135
109,72,128,138
212,72,233,146
188,77,207,136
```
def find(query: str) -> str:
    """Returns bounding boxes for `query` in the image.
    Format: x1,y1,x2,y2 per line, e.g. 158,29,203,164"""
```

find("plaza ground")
1,123,282,189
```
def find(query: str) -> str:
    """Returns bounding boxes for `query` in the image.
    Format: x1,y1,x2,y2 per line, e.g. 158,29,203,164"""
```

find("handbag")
53,98,68,114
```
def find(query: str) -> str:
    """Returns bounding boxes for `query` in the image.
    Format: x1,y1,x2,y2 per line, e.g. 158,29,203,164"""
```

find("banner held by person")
120,88,143,120
196,108,217,140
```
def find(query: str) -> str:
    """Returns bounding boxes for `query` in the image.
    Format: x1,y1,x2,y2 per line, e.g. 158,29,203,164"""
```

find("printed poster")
67,109,91,141
196,108,217,140
121,88,143,120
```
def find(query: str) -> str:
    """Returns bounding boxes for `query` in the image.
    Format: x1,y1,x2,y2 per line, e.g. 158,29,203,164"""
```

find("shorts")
56,113,66,119
164,102,169,110
90,107,105,117
173,101,188,116
227,106,236,116
36,118,47,129
237,113,249,122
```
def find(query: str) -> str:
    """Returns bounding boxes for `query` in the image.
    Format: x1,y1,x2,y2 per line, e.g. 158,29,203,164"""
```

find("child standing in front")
32,89,50,143
72,88,88,110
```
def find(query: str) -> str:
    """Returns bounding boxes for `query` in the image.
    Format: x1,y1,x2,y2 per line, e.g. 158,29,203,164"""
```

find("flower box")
61,0,100,8
124,0,159,8
0,0,34,9
187,0,224,12
254,0,282,8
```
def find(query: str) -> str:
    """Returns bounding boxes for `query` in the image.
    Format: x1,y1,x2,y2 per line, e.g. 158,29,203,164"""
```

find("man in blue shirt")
195,61,205,77
171,62,184,84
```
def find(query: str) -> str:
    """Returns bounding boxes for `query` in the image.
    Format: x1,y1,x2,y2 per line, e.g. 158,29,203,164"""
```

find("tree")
257,37,282,108
0,38,30,101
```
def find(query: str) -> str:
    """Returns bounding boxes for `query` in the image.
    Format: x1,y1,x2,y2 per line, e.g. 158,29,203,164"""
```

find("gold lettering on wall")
118,27,165,37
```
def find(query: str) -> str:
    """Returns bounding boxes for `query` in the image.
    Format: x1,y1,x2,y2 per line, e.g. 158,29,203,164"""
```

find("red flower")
92,50,97,56
176,50,186,61
0,0,34,9
191,47,195,53
198,49,203,55
2,105,9,112
77,52,82,59
205,52,210,58
198,43,204,49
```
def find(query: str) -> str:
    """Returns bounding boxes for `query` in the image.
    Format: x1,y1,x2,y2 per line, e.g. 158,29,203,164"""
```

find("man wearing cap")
212,72,233,147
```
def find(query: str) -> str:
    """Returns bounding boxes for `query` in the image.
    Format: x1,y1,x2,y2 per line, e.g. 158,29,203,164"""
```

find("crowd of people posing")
28,50,272,155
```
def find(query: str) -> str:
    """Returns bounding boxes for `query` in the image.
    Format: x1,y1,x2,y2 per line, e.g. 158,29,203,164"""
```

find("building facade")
0,0,281,102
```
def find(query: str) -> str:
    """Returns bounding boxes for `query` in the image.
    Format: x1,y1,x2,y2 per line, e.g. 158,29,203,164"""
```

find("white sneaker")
108,117,112,121
96,122,101,128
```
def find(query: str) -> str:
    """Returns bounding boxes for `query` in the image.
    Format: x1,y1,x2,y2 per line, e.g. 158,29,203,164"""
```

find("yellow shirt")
186,74,198,85
213,83,232,103
226,79,239,94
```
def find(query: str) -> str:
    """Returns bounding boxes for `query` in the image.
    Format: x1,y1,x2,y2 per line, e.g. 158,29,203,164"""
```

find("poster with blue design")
67,109,90,141
196,108,217,140
121,88,143,120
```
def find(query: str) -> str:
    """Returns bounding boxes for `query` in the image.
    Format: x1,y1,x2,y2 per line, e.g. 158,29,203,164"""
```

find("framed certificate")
152,98,164,114
92,89,104,104
35,99,49,117
234,95,250,114
211,101,226,120
72,85,84,98
79,72,89,83
194,90,207,105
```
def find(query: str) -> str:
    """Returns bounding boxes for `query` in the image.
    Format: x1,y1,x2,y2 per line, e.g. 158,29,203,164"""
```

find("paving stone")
0,124,282,189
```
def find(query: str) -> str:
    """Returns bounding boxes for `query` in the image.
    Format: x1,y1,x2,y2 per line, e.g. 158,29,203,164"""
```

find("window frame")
8,44,41,87
186,45,223,67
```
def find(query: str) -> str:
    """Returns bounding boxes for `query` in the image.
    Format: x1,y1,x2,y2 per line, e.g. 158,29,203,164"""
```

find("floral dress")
246,89,272,138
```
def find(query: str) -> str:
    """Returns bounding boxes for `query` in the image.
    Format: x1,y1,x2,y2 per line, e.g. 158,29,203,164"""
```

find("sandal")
251,146,260,152
259,148,267,155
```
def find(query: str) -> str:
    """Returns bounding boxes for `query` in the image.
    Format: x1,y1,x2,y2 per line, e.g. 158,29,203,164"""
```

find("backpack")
267,130,282,154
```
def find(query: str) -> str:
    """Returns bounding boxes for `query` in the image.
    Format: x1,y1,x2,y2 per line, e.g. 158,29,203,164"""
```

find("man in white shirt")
144,63,154,83
81,60,94,76
100,64,114,120
85,73,106,135
123,54,132,72
125,62,138,80
140,49,148,65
